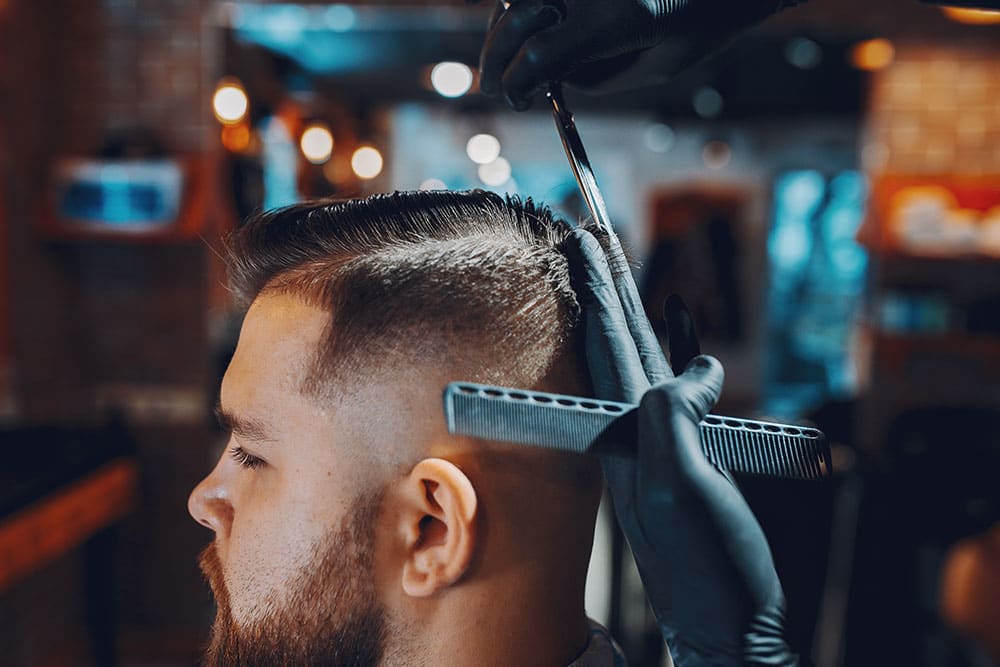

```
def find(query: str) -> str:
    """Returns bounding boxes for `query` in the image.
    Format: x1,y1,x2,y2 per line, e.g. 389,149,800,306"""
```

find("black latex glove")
564,228,797,666
477,0,795,110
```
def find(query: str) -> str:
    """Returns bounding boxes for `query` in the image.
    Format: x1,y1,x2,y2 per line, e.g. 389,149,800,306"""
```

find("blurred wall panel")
1,0,220,664
865,46,1000,176
0,115,10,419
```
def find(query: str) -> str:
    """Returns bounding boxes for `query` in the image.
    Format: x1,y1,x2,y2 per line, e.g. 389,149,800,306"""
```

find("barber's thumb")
677,355,724,420
563,228,612,292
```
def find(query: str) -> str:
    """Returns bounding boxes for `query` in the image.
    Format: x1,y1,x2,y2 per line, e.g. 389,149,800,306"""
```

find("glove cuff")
743,612,800,666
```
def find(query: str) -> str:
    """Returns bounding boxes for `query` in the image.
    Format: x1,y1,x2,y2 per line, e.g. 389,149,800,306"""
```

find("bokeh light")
693,87,724,119
419,178,447,191
702,140,732,169
785,37,822,70
220,122,251,153
324,4,357,30
431,62,474,98
643,123,675,153
850,39,895,71
212,79,249,124
300,124,334,164
477,157,511,187
351,146,384,179
466,134,501,165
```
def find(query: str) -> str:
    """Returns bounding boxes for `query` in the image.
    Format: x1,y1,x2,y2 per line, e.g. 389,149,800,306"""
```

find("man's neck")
391,563,592,667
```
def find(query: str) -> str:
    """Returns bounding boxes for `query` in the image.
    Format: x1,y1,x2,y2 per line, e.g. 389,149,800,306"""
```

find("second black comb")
444,383,832,480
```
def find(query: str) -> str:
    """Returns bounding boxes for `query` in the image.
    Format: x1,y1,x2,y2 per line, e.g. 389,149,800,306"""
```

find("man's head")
188,190,603,665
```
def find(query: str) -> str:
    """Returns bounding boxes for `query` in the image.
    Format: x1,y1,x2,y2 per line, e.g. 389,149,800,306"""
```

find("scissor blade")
547,85,616,241
547,83,638,287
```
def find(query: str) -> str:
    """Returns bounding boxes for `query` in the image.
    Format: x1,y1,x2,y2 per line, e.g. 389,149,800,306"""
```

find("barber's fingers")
675,355,724,423
637,355,725,491
605,246,674,385
564,228,650,403
499,27,586,110
479,0,564,98
664,293,700,376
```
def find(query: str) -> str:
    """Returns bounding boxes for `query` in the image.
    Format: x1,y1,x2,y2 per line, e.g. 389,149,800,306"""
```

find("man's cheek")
224,525,285,611
225,521,312,615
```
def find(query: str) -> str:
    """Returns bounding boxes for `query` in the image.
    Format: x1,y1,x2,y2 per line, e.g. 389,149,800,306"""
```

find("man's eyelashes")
229,445,266,470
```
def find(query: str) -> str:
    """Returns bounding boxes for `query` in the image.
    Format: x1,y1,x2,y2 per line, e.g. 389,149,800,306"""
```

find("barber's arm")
564,228,798,666
477,0,808,110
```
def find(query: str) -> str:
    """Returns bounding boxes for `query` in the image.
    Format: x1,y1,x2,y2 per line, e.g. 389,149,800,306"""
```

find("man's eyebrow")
214,401,275,442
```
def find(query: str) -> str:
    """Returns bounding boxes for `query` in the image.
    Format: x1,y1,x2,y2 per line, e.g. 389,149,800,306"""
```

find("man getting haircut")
188,190,614,666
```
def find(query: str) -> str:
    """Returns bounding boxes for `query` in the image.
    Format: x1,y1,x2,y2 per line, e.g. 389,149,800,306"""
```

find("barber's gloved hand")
564,228,797,666
476,0,793,110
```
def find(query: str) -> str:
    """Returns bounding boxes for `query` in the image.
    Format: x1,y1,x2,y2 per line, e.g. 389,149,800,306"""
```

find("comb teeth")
444,383,831,481
699,416,829,479
444,384,624,455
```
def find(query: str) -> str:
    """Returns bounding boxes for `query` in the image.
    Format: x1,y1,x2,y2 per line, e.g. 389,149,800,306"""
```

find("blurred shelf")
867,251,1000,263
36,155,212,244
0,458,137,592
870,331,1000,382
872,330,1000,355
858,173,1000,258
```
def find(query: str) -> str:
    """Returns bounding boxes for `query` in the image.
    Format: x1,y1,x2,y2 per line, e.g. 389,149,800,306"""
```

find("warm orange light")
213,78,249,124
351,146,384,180
941,7,1000,24
221,123,251,153
850,38,895,71
300,124,334,164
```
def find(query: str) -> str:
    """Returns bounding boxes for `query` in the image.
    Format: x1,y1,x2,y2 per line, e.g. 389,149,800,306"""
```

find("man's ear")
397,458,478,598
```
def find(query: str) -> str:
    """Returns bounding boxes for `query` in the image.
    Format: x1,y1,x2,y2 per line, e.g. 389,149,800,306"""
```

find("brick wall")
1,0,220,664
864,46,1000,176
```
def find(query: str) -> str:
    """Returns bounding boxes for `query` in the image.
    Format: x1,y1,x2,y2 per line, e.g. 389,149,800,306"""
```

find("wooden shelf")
0,458,138,592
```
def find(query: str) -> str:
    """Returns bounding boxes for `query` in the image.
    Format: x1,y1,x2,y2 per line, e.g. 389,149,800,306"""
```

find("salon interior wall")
389,105,860,408
1,0,220,664
855,42,1000,454
863,45,1000,176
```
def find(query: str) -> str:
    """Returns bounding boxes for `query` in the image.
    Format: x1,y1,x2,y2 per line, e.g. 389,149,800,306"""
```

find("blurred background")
1,0,999,665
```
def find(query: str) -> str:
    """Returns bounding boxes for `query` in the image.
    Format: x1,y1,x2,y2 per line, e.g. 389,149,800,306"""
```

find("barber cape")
569,620,628,667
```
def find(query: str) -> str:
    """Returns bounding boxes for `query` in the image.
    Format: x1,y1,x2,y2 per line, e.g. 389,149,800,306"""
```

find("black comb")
444,383,831,480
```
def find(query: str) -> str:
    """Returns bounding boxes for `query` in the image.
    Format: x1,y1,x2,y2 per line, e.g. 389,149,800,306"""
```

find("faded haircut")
226,189,586,396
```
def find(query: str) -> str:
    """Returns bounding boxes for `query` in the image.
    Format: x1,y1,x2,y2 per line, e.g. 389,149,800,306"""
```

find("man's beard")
198,490,388,666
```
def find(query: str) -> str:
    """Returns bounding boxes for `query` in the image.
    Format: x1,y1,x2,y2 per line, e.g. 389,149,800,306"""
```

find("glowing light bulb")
477,157,511,187
351,146,383,180
431,62,473,98
466,134,501,165
850,39,894,71
300,124,334,164
213,79,249,124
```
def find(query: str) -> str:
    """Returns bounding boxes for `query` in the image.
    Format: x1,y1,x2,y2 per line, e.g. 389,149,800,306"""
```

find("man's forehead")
246,291,330,330
223,293,330,405
226,291,455,413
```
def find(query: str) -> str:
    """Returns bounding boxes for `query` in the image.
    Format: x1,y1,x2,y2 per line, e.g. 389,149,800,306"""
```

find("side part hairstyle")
226,189,585,396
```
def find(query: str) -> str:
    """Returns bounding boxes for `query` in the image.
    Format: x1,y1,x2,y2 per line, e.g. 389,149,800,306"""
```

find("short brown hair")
227,190,584,395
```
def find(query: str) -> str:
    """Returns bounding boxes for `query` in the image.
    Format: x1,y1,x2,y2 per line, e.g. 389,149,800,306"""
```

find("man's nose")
188,464,234,538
